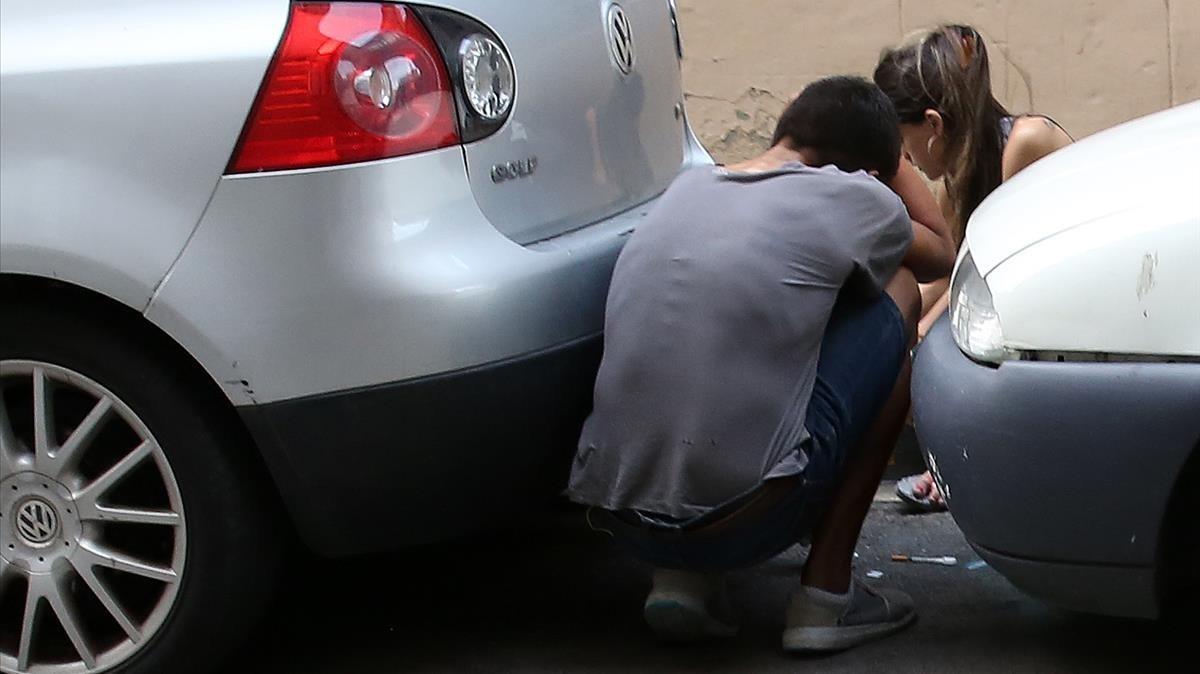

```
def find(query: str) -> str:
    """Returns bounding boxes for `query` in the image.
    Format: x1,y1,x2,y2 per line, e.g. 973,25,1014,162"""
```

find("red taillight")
229,2,459,173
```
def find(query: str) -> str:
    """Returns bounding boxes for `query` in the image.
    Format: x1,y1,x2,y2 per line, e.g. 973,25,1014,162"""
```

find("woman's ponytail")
876,24,1010,245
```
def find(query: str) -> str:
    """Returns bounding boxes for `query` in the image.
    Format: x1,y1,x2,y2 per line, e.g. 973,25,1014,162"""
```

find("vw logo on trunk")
606,4,635,75
16,498,59,546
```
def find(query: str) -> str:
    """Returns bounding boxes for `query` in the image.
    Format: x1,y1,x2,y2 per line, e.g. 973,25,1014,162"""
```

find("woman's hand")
887,157,956,283
917,285,951,341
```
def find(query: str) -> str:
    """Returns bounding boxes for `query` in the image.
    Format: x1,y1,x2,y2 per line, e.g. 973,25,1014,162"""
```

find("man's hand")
887,158,956,283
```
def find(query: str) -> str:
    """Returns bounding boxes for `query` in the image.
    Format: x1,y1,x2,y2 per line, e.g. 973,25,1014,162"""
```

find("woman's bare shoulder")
1002,116,1073,180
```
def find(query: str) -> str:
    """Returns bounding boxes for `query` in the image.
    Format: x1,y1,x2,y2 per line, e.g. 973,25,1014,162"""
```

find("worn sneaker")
782,580,916,652
643,568,738,642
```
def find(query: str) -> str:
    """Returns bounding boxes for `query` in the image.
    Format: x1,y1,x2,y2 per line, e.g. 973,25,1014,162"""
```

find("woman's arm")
1002,117,1073,180
888,157,956,282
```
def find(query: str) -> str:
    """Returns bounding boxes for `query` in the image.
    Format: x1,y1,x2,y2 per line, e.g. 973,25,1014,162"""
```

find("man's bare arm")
888,158,955,282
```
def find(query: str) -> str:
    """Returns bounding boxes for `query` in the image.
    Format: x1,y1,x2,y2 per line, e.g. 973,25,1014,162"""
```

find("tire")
1161,446,1200,627
0,300,280,674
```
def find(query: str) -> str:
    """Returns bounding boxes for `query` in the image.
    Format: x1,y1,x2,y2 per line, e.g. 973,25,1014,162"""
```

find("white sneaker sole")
782,611,916,652
643,597,738,642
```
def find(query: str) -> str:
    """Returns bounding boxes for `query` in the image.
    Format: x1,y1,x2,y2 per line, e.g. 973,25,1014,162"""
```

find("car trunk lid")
431,0,687,244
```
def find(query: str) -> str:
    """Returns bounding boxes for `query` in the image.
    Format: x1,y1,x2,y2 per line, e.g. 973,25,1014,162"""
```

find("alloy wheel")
1,361,186,674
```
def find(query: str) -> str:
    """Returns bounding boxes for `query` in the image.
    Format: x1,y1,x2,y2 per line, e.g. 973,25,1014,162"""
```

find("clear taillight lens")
950,250,1008,363
459,34,514,121
229,2,459,173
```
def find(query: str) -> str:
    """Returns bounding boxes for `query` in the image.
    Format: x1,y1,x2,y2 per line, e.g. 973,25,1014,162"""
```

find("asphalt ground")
238,474,1188,673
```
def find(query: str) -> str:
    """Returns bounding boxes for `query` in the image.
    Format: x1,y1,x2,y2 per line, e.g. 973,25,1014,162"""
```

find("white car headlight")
950,251,1008,363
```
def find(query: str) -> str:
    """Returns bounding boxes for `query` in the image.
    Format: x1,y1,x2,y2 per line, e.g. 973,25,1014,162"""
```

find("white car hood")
966,101,1200,275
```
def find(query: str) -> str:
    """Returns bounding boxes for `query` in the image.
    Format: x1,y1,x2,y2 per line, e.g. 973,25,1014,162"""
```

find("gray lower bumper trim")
913,318,1199,581
974,544,1158,619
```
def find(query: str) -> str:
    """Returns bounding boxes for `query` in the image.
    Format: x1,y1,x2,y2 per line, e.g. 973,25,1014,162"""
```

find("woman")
874,24,1074,509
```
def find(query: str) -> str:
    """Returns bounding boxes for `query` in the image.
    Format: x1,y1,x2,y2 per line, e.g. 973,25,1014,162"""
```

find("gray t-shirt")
566,162,911,519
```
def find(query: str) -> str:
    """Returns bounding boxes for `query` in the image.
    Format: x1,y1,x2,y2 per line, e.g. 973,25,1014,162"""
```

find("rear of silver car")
151,0,705,551
0,1,706,671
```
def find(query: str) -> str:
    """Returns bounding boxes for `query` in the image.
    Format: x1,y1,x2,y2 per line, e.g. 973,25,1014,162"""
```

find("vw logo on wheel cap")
16,498,59,546
606,4,635,75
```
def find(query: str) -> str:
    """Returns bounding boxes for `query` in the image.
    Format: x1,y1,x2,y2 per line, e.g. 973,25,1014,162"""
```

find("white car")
913,101,1200,619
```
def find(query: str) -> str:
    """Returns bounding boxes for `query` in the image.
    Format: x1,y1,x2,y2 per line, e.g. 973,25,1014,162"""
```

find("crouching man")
566,76,953,652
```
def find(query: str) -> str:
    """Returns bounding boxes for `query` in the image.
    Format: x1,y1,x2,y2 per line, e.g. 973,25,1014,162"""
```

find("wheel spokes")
48,396,114,482
17,576,38,672
15,572,104,672
73,440,153,511
76,541,179,585
0,556,14,598
82,505,181,527
73,562,142,642
45,570,97,669
0,389,25,476
32,367,56,472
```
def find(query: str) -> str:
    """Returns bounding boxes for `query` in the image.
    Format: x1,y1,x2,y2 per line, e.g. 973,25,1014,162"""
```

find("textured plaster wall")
677,0,1199,162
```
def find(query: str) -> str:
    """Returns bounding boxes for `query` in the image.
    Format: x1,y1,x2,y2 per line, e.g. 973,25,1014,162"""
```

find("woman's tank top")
999,115,1073,149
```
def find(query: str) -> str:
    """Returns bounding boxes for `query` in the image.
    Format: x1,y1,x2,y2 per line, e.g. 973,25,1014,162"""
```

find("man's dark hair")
771,75,901,181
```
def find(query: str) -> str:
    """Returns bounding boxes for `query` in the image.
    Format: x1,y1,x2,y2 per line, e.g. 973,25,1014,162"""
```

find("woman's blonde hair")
874,24,1010,244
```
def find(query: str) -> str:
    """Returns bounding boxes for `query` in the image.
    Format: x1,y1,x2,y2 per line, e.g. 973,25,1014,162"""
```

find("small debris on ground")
891,554,958,566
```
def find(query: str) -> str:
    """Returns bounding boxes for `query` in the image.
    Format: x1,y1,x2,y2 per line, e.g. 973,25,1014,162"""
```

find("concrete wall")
677,0,1200,162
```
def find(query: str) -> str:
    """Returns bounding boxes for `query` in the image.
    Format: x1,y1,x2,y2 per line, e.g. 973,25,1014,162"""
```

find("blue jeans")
588,291,907,572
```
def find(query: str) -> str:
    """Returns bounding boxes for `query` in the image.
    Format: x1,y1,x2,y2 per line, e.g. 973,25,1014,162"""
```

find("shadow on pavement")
238,502,1185,673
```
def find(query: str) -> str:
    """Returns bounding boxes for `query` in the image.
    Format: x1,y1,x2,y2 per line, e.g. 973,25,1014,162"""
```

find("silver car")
0,1,707,671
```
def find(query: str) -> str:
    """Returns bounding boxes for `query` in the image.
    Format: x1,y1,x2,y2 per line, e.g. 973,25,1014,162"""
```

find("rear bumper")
912,319,1200,617
240,332,602,555
147,133,709,554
